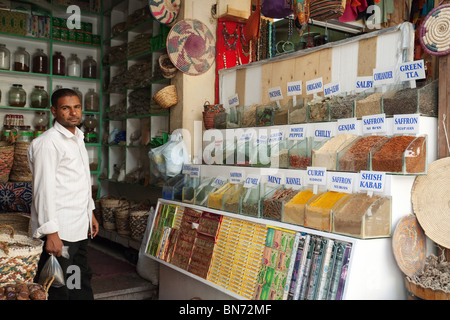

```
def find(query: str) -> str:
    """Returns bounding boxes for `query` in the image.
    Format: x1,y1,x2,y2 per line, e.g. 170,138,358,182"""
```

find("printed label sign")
328,172,354,193
287,81,302,96
228,93,239,108
211,175,227,188
399,60,426,81
359,170,385,194
337,118,359,135
324,82,341,97
229,170,245,183
306,167,327,186
355,76,374,92
269,128,285,146
244,174,261,188
288,124,307,140
268,86,283,101
393,114,419,134
373,66,395,87
362,114,386,134
285,174,303,190
267,173,285,187
306,77,323,95
182,164,200,177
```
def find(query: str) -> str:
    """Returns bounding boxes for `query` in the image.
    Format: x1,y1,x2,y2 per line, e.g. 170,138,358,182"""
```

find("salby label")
355,76,374,92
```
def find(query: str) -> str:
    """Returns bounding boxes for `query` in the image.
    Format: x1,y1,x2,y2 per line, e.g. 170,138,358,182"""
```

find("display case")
236,129,256,166
261,187,297,221
288,137,312,169
308,96,330,122
182,174,201,204
162,173,184,201
223,182,245,214
251,130,270,167
269,129,290,168
288,98,308,124
332,193,392,239
312,134,358,170
304,191,351,232
282,188,321,226
370,135,427,174
381,80,438,116
337,135,388,172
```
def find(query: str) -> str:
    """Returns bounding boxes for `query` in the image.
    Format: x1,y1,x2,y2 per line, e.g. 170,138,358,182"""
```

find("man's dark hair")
51,88,79,108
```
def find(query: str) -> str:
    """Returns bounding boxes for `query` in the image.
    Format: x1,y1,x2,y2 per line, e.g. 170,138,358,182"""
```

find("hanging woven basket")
153,85,178,109
419,1,450,56
0,142,15,184
159,54,177,79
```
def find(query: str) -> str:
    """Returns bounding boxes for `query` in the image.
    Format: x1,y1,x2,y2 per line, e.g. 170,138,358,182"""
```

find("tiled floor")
88,237,158,300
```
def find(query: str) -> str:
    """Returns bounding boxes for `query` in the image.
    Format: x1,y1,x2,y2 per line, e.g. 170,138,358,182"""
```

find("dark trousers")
36,238,94,300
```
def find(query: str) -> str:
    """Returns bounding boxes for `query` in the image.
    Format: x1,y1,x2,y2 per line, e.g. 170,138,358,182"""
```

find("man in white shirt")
28,88,99,300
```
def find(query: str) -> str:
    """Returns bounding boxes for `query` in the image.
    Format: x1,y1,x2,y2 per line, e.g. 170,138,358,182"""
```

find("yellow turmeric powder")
305,191,350,231
282,189,319,226
207,183,233,210
309,191,348,209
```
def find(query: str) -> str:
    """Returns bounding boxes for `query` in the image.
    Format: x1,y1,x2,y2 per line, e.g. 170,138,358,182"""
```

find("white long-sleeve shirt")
27,121,95,242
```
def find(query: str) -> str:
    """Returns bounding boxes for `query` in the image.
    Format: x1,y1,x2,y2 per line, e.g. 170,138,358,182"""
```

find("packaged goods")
305,191,350,231
312,134,358,170
333,193,391,238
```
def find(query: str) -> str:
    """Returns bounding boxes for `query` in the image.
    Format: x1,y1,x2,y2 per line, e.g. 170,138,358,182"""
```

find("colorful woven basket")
0,142,14,184
167,19,215,76
149,0,181,25
419,2,450,56
0,224,43,283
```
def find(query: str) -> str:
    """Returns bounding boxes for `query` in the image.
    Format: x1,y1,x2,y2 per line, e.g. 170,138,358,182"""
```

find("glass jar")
52,51,66,75
17,126,34,142
83,114,98,130
67,53,81,77
13,47,30,72
33,111,49,131
30,86,49,108
0,44,10,70
8,84,26,107
84,88,99,111
72,87,83,104
32,49,48,74
82,55,97,79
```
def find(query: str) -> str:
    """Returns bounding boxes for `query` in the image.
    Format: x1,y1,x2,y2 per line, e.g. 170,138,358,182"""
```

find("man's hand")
46,232,63,257
90,214,99,238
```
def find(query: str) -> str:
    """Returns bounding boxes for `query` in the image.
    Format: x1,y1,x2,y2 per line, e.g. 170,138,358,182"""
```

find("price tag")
306,167,327,194
229,170,245,183
362,114,386,134
306,77,323,96
355,76,374,92
324,82,341,97
244,174,261,188
328,172,354,193
393,114,419,134
359,170,385,196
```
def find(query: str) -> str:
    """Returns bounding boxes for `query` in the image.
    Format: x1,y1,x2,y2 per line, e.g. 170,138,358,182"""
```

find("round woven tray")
419,2,450,56
411,157,450,248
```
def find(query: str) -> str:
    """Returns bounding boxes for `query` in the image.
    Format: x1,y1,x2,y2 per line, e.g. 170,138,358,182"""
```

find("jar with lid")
33,111,49,131
32,49,48,74
0,44,10,70
17,126,34,142
8,84,26,107
1,125,17,141
13,47,30,72
30,86,49,108
83,114,98,143
67,53,81,77
84,88,99,111
82,56,97,79
52,51,66,76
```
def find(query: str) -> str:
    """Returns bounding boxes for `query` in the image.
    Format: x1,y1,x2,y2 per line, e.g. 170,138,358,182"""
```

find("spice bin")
312,134,358,170
240,182,261,217
282,188,321,226
382,80,438,116
269,130,291,168
207,182,234,210
256,104,274,126
338,135,388,172
328,94,355,120
162,174,184,201
288,98,308,124
304,190,351,232
308,96,330,122
236,129,256,166
288,137,312,169
262,187,297,221
251,130,270,167
223,182,245,213
241,105,257,127
182,174,200,204
354,92,382,118
193,177,216,206
213,106,239,129
332,193,391,239
371,135,427,174
273,103,289,125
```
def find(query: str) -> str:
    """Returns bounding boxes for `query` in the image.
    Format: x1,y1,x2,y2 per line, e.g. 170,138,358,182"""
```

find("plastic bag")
148,141,170,180
38,247,69,288
162,131,189,178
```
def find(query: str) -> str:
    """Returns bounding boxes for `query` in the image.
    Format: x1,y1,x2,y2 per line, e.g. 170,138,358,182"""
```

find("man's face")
51,95,82,133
